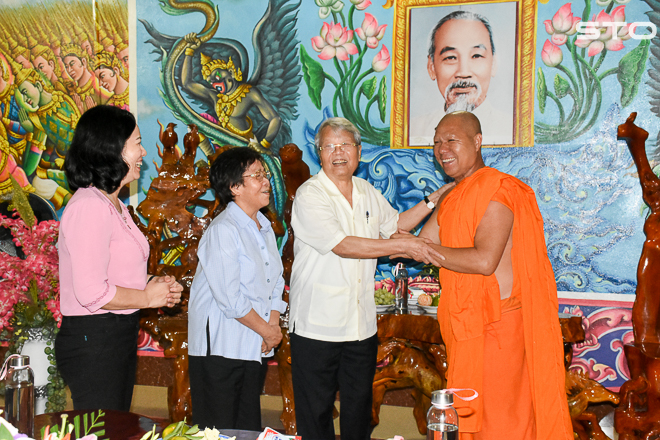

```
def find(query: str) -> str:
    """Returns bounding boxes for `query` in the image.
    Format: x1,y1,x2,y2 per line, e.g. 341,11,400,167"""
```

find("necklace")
119,206,131,229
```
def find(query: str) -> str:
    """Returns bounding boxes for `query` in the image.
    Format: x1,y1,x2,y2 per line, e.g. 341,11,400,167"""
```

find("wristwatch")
424,195,435,210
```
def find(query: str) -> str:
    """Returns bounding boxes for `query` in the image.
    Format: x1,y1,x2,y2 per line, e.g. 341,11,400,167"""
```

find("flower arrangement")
535,0,649,143
300,0,390,145
0,178,65,412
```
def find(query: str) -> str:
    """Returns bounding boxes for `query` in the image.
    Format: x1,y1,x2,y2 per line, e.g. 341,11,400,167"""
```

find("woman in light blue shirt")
188,147,287,431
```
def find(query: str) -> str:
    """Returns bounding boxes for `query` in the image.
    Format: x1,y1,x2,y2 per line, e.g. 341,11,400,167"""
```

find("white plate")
419,305,438,314
376,305,394,313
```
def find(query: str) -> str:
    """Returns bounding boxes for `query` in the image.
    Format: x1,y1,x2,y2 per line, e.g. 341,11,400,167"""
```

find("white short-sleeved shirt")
289,169,399,342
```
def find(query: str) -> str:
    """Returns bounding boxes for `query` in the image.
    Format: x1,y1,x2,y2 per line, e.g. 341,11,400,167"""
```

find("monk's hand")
391,236,445,266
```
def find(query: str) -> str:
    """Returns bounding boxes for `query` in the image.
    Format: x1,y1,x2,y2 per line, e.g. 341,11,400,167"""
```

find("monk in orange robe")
412,112,573,440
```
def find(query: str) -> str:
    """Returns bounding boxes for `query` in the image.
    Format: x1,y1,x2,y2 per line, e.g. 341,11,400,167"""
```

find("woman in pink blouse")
56,105,183,410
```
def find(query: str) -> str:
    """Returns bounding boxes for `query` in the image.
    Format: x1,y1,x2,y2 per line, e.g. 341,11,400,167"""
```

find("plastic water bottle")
427,390,459,440
394,263,409,313
4,355,35,437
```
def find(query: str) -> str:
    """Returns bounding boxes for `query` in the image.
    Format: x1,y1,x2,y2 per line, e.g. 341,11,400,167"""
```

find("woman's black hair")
210,147,263,206
65,105,136,193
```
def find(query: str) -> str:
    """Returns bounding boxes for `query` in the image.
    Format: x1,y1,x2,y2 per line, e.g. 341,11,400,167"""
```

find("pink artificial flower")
575,7,630,56
351,0,371,10
541,40,563,67
311,22,359,61
371,44,390,72
544,3,580,45
355,13,387,49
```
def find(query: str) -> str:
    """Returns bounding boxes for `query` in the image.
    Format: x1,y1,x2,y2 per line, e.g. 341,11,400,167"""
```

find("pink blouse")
58,187,150,316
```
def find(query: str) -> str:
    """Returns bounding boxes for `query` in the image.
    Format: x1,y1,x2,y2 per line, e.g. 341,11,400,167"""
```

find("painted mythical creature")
140,0,302,226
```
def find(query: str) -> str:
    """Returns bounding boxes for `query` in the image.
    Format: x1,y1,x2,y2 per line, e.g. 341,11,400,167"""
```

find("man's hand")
390,235,445,267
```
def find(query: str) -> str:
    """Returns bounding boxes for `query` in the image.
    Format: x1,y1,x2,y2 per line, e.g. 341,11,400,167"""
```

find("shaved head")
437,111,482,138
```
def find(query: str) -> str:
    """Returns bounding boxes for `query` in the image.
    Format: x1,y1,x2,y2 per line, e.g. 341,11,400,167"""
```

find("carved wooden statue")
279,143,310,284
614,113,660,439
617,112,660,356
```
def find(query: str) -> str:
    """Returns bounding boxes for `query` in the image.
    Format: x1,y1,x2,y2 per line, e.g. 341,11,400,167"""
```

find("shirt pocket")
309,283,350,328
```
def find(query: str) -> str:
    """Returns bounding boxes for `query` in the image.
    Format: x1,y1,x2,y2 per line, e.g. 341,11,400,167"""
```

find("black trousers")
189,354,266,431
55,311,140,411
289,332,378,440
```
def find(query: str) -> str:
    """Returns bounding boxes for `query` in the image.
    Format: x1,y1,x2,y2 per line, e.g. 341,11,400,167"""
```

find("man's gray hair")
314,117,362,155
428,11,495,60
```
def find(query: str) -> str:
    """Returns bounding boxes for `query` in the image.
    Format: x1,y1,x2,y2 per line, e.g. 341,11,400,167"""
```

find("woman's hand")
145,276,182,308
261,323,283,353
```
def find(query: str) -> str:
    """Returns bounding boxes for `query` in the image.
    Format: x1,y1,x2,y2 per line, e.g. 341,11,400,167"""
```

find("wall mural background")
0,0,656,392
134,0,656,390
0,0,129,209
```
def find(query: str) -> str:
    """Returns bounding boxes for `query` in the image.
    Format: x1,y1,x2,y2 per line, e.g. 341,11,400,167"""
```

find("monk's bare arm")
398,182,455,233
418,203,441,244
429,201,513,275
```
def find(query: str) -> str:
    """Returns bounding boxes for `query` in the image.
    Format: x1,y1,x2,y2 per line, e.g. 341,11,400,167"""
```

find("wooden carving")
372,338,446,435
613,113,660,440
130,123,216,300
617,112,660,355
566,370,620,440
279,143,310,284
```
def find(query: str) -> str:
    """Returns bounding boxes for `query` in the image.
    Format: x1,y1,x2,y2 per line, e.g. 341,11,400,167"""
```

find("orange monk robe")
437,167,572,440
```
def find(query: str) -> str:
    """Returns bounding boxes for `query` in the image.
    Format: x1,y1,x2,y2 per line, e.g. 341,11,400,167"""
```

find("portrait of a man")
407,3,517,146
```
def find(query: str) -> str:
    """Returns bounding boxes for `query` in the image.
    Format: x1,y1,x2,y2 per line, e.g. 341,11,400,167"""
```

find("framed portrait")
390,0,537,148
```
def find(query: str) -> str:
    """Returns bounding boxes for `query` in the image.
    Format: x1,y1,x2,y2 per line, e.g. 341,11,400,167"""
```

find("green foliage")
554,74,571,99
300,45,326,110
360,77,377,99
537,68,547,114
377,77,387,123
618,39,650,108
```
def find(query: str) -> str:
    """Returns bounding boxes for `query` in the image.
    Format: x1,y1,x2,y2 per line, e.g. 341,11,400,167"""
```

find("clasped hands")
146,275,184,309
261,315,282,354
389,231,445,267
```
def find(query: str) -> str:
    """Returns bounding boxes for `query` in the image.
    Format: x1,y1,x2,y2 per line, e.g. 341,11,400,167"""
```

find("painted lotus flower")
315,0,344,19
355,13,387,49
575,6,630,56
543,3,580,45
311,22,359,61
372,44,390,72
541,40,563,67
350,0,372,10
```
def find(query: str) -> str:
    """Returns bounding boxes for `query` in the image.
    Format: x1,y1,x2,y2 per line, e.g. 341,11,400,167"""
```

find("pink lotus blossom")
355,13,387,49
575,7,630,56
311,22,359,61
541,40,563,67
371,44,390,72
351,0,371,10
544,3,580,45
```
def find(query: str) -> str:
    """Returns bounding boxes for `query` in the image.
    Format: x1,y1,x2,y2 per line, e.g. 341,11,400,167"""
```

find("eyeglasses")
242,170,272,181
319,143,360,154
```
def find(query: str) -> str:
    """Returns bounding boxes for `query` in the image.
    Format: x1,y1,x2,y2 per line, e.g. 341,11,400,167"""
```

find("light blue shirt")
188,202,287,361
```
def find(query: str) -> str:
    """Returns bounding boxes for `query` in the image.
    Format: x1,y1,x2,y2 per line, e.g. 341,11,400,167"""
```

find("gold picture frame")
390,0,537,148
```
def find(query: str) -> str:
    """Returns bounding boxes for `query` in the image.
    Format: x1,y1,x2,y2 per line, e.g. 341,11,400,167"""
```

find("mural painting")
139,0,302,232
0,0,129,210
131,0,660,393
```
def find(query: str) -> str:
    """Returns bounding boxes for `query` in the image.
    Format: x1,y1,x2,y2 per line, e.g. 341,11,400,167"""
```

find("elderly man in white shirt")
289,117,446,440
